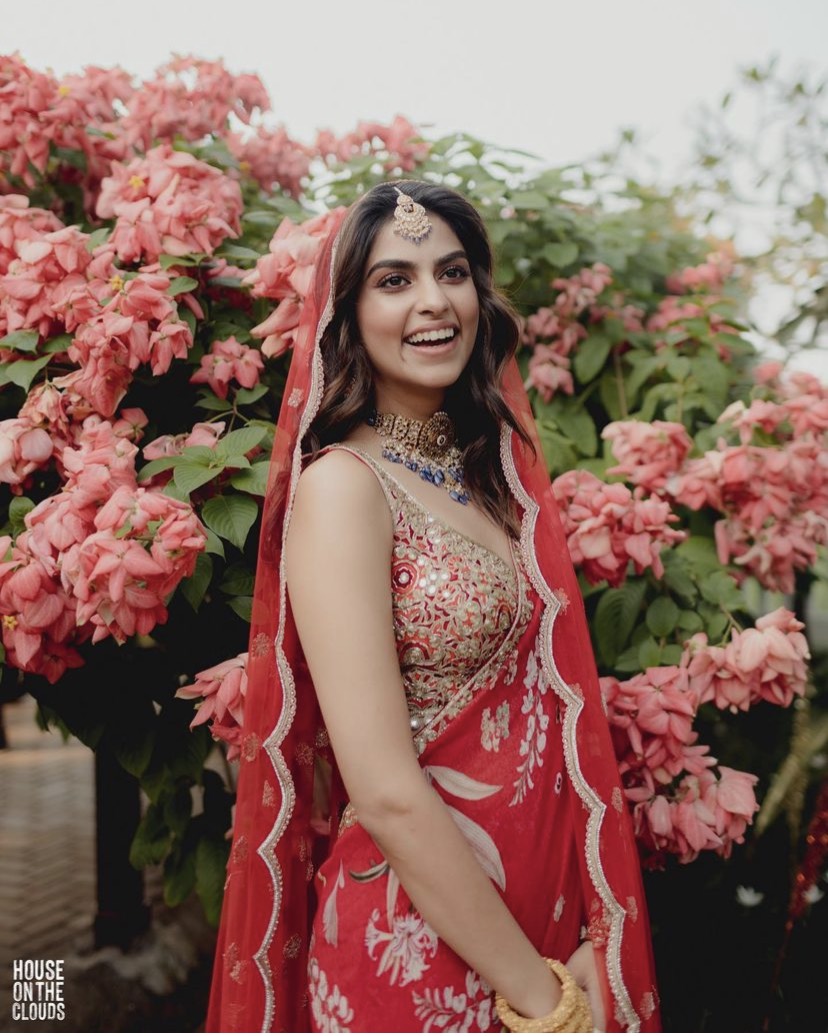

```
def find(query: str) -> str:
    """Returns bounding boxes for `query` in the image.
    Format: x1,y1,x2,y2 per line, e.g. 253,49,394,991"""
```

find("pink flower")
603,420,693,492
190,336,264,399
177,652,249,760
226,125,312,198
0,419,56,491
142,421,226,466
525,345,574,401
681,609,809,713
97,144,243,263
553,470,685,585
120,57,269,151
246,209,348,356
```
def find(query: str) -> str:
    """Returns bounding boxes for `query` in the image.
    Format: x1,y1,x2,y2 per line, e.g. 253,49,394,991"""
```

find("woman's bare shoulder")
294,447,387,514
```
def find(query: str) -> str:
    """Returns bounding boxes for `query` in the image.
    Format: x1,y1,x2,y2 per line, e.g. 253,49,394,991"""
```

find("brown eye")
378,273,407,289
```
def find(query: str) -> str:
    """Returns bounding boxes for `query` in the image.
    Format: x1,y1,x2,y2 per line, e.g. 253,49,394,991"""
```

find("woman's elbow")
350,776,432,840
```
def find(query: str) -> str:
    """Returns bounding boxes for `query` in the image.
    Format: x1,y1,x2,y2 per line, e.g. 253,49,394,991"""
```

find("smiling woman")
206,181,662,1034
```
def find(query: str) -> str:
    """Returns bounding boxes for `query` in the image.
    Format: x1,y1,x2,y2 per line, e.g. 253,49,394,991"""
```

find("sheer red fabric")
206,206,661,1033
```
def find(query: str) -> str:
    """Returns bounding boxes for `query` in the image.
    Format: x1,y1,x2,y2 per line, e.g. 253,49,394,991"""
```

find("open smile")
403,326,459,349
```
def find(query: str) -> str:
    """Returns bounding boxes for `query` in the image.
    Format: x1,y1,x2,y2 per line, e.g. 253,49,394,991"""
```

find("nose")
414,274,450,314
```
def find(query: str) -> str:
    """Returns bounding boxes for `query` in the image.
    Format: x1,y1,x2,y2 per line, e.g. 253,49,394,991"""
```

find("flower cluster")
190,336,264,399
602,605,808,865
524,263,613,401
245,209,347,356
668,382,828,593
0,419,207,680
177,652,248,760
0,55,131,202
682,608,810,713
314,115,430,172
665,246,734,295
603,420,694,493
553,470,685,585
119,56,269,151
96,144,243,264
226,126,312,198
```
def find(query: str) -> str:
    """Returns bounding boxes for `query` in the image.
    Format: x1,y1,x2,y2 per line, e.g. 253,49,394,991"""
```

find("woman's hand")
565,940,605,1032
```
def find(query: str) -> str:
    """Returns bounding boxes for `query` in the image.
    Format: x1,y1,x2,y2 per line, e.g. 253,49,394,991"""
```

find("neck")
373,388,445,423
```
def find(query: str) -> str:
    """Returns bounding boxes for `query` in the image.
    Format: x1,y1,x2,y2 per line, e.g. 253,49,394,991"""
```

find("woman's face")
355,213,480,419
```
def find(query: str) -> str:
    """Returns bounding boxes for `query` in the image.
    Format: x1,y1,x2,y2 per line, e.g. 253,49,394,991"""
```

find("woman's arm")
286,451,562,1019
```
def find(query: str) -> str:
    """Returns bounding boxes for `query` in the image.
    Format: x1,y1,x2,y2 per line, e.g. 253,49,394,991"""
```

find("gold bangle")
494,958,594,1033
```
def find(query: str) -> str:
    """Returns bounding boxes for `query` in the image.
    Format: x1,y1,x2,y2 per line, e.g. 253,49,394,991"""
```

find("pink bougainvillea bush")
0,53,823,930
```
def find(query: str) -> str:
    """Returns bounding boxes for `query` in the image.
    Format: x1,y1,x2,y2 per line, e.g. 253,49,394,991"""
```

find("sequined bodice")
328,447,534,744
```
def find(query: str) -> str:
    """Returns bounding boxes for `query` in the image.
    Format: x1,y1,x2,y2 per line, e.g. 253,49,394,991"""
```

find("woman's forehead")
363,214,465,269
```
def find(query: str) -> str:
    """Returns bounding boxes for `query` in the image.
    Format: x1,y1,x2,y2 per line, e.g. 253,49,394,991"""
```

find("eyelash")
377,265,470,289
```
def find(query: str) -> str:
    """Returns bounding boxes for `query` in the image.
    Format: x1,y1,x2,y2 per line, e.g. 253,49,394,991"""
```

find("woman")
206,182,661,1033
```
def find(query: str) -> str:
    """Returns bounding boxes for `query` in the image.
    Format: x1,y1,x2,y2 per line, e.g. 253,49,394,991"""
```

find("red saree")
206,211,661,1033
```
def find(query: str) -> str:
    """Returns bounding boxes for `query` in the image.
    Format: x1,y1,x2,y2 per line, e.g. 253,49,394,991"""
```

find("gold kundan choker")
367,409,469,504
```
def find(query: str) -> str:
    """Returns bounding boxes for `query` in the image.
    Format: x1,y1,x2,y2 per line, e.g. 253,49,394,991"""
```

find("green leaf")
541,241,579,267
196,393,232,412
510,190,550,210
229,461,270,496
573,333,612,385
553,402,598,458
9,496,34,536
180,553,213,612
162,786,193,837
129,804,171,869
167,276,199,295
203,528,225,558
1,354,50,391
42,333,72,354
536,424,577,476
174,460,222,496
163,845,196,907
646,597,680,638
218,244,262,262
195,836,230,925
227,596,253,622
219,564,256,596
637,637,662,669
201,495,259,551
86,227,111,250
661,644,683,665
137,455,179,481
113,727,155,779
235,383,269,405
594,579,647,665
0,330,39,353
613,642,645,673
700,571,743,610
215,425,268,459
677,609,704,634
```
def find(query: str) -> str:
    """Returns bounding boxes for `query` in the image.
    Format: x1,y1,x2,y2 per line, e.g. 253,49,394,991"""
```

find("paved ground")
0,696,215,1033
0,695,97,1029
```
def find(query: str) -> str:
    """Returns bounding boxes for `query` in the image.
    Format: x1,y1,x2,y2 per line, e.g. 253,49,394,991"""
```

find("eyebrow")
365,249,468,280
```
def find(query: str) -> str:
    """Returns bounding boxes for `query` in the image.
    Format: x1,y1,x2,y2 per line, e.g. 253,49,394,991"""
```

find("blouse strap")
317,443,399,512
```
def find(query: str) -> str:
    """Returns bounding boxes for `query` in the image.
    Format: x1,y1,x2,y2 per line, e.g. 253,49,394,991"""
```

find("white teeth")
405,328,456,345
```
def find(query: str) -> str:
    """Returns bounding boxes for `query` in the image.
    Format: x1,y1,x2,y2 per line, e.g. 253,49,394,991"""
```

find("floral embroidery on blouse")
329,447,533,755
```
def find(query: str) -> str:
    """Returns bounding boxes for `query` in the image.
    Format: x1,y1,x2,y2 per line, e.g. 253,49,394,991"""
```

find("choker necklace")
367,409,469,505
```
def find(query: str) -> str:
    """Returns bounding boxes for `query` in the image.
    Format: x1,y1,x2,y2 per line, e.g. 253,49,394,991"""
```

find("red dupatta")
206,204,660,1033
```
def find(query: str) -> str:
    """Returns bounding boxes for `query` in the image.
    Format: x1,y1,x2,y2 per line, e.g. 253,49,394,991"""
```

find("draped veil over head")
207,187,660,1033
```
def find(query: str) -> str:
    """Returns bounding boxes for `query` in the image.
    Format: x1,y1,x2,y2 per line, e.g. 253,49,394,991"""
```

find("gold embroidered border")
500,424,640,1034
252,242,339,1033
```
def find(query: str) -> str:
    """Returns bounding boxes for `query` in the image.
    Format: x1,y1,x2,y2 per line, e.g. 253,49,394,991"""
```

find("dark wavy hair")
304,180,532,535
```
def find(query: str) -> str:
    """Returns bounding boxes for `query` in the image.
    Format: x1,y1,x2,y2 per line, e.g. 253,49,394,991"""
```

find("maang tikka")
392,186,433,244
